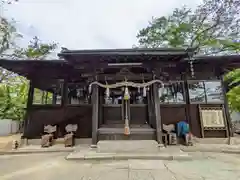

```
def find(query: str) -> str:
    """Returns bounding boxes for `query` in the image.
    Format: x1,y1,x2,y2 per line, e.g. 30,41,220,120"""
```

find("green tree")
225,69,240,112
0,37,58,121
0,76,28,120
13,36,57,59
0,22,57,121
136,0,240,111
0,18,22,83
137,0,240,54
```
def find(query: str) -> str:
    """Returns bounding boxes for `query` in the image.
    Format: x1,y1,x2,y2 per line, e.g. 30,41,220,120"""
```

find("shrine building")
0,48,239,145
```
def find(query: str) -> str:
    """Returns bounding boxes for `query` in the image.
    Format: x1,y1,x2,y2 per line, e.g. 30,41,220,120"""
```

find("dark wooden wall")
103,106,122,124
24,105,92,139
160,104,227,138
189,105,202,137
130,105,148,124
160,105,186,125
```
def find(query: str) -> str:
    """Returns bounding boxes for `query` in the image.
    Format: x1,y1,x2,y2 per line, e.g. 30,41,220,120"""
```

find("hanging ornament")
143,86,147,97
159,84,165,98
76,89,80,98
189,57,195,77
88,85,92,94
158,87,162,97
124,87,130,100
138,87,140,94
124,125,130,135
105,87,110,98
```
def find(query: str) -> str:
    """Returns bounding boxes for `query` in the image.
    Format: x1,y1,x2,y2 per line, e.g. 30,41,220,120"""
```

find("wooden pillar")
152,83,163,145
45,92,48,104
98,90,103,126
147,90,155,128
91,84,99,146
221,75,232,139
52,93,57,104
61,79,68,106
41,91,45,104
147,90,152,126
23,80,34,137
183,75,192,133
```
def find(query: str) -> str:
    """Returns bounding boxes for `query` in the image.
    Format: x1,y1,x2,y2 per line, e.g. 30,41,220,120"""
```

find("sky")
2,0,201,51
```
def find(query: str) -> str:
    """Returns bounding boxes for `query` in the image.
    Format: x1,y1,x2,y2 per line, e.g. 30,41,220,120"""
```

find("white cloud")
3,0,201,50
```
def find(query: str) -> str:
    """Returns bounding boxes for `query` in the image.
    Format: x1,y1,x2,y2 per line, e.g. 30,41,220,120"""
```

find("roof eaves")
0,58,67,64
58,47,196,57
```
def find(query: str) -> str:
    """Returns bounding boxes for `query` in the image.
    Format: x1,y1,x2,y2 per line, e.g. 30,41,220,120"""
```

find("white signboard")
201,109,225,127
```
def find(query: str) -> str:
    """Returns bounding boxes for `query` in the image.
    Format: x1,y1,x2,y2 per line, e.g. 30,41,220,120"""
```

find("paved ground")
0,134,22,150
1,152,240,180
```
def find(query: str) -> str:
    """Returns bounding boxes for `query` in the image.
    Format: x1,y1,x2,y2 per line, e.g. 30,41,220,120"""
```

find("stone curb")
66,153,194,161
0,148,75,155
181,147,240,154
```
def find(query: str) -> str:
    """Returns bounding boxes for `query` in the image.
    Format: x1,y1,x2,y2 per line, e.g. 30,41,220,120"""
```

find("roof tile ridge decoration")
58,47,196,56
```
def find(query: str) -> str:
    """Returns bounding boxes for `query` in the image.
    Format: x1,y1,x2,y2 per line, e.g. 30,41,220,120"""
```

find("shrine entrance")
88,79,163,140
100,86,148,127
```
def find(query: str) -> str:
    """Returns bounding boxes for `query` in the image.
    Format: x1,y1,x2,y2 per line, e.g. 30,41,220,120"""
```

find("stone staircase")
97,140,160,153
66,140,192,161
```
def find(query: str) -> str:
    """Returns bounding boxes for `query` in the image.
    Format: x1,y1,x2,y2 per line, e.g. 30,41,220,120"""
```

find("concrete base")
0,146,75,155
97,140,160,153
90,144,97,148
192,137,240,145
26,138,92,146
158,143,165,148
66,151,192,161
193,137,230,144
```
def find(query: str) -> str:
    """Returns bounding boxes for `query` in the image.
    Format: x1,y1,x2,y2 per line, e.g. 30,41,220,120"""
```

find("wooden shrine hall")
0,48,239,145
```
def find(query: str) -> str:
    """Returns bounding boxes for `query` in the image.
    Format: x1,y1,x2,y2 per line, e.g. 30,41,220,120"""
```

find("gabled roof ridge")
58,47,196,56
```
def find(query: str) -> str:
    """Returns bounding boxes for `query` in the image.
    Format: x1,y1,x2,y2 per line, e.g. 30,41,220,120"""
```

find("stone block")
97,140,160,153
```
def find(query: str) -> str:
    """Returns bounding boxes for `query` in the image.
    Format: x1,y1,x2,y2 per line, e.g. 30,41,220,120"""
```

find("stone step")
97,140,160,153
100,124,151,128
66,151,192,161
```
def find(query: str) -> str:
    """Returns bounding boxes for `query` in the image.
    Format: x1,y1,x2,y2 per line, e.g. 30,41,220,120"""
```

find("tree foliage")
0,19,57,121
13,36,57,59
0,76,28,120
225,69,240,112
0,36,58,120
137,0,240,111
0,18,22,82
137,0,240,55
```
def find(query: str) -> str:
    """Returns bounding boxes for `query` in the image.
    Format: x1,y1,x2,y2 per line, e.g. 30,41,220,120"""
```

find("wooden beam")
183,74,192,135
152,83,163,145
221,75,232,142
96,73,153,81
71,61,179,71
23,80,34,138
91,83,99,146
147,90,154,128
52,93,57,104
61,79,68,106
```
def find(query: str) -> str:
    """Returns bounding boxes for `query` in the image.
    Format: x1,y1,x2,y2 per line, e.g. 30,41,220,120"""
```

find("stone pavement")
1,152,240,180
181,143,240,154
2,142,240,158
0,144,75,155
66,145,193,161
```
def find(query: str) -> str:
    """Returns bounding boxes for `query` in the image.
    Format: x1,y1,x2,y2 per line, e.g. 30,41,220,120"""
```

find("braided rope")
88,79,164,93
